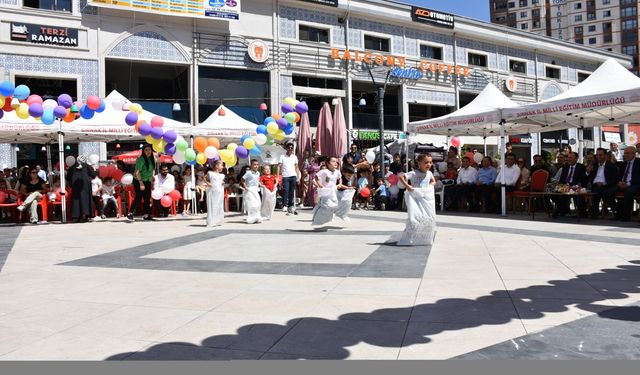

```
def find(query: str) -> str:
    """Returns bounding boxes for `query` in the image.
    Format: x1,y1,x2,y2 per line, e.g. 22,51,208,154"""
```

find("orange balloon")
207,137,220,149
63,109,75,123
194,137,207,153
272,114,281,121
294,113,301,123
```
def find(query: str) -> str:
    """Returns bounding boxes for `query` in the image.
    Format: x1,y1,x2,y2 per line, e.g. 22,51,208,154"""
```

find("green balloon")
184,148,196,162
266,136,275,145
176,139,188,152
285,112,296,124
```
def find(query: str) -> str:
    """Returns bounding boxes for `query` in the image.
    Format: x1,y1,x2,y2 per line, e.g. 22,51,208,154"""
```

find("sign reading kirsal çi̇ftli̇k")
88,0,241,21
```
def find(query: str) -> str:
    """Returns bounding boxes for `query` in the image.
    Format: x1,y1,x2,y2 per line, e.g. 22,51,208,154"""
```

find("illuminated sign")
411,7,455,28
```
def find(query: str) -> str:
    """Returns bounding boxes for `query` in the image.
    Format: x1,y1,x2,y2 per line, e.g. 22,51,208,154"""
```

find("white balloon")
473,152,484,164
121,173,134,185
173,151,186,164
43,99,58,110
204,146,219,159
151,188,164,200
64,155,76,167
255,134,267,145
88,154,99,166
365,150,376,164
438,161,448,173
161,182,174,194
389,185,400,195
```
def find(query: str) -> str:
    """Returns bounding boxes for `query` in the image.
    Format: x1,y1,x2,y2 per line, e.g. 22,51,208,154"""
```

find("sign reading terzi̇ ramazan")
10,23,78,47
88,0,241,21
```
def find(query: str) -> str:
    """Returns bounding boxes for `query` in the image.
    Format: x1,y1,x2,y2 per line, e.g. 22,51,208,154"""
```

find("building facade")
0,0,632,167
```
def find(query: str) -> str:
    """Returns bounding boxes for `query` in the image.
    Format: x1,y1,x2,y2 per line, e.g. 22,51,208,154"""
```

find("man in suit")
602,146,640,222
587,147,619,219
552,152,587,218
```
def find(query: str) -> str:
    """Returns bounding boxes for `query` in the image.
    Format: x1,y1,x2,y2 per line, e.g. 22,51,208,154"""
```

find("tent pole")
292,139,298,214
500,121,507,217
46,143,53,188
57,120,67,224
578,118,584,163
190,136,197,215
483,136,487,156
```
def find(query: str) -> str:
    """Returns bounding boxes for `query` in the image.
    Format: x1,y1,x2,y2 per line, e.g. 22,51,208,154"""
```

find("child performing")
311,157,356,226
241,159,263,224
397,153,437,246
259,165,278,221
205,160,225,227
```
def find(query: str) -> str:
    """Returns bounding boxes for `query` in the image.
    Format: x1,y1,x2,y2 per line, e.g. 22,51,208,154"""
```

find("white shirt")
612,149,622,162
91,177,102,196
593,163,607,185
155,173,175,191
278,154,299,178
623,159,635,185
456,167,478,185
316,169,341,188
496,164,520,186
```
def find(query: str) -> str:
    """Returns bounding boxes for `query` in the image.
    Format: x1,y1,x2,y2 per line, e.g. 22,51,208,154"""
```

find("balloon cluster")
259,97,308,144
124,105,184,160
152,183,181,208
0,81,104,124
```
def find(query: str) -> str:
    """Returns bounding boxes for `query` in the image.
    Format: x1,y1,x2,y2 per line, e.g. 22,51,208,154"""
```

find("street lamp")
365,67,392,172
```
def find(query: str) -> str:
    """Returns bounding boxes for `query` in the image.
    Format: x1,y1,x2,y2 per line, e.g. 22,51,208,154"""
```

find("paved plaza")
0,210,639,360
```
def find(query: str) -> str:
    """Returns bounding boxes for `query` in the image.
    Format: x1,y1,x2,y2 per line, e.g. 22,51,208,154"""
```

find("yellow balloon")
267,122,278,135
274,129,286,141
243,138,255,150
156,139,167,149
152,141,164,153
16,103,30,119
129,103,143,114
196,152,207,165
227,154,238,167
218,149,233,162
227,143,238,151
284,97,296,106
0,97,5,108
145,135,156,144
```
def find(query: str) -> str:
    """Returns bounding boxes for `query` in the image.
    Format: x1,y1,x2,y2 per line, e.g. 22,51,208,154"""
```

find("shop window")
509,59,526,74
364,35,390,52
292,75,343,90
545,66,560,79
468,52,487,67
298,24,329,44
23,0,72,12
14,76,76,100
577,72,590,82
419,45,442,60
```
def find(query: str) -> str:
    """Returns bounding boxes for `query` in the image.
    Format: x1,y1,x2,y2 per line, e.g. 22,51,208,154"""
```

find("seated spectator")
373,177,388,210
602,146,640,222
444,162,458,181
100,177,120,219
473,156,497,212
588,147,618,219
552,152,588,218
493,153,520,213
446,147,461,170
16,168,47,224
517,158,530,190
529,154,551,183
447,156,477,211
551,153,566,182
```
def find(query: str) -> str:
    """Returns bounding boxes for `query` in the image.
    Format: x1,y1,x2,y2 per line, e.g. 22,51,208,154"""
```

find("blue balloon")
0,81,15,97
80,105,95,119
240,134,251,145
256,125,267,135
41,110,55,125
13,85,30,100
263,117,275,126
284,125,294,135
164,143,176,156
186,159,196,166
125,111,138,126
249,145,262,156
95,100,106,113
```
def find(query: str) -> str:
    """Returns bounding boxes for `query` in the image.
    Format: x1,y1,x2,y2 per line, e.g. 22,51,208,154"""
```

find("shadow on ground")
0,226,21,272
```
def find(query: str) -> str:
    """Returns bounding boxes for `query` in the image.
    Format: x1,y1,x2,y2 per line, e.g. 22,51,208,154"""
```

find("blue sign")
390,67,423,80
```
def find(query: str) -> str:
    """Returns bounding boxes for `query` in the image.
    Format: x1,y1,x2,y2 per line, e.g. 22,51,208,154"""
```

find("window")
532,0,539,4
603,34,612,42
468,52,487,67
519,0,527,6
364,35,390,52
546,66,560,79
533,21,541,28
420,45,443,60
574,3,582,10
532,9,540,17
587,12,596,20
520,11,527,18
508,2,515,8
588,25,596,32
575,15,582,22
603,22,612,30
521,23,528,29
508,13,516,20
603,10,611,17
621,0,635,5
602,0,610,4
587,0,595,6
621,7,637,17
298,25,329,44
575,37,584,44
622,32,637,42
575,26,583,34
292,75,343,90
578,72,591,83
588,37,597,44
23,0,72,12
495,16,506,22
622,45,637,56
509,59,526,73
622,19,637,30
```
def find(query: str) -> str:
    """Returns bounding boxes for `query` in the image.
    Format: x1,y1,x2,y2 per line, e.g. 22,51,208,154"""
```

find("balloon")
137,122,151,136
29,103,44,118
186,159,196,166
284,112,296,124
451,136,461,148
256,125,268,135
150,115,164,128
389,185,400,195
204,145,218,159
227,143,238,151
184,148,196,162
152,141,165,153
365,150,376,164
88,154,99,165
284,97,296,106
295,101,308,114
294,112,301,123
86,95,101,110
164,143,176,156
240,134,251,145
41,110,55,125
272,114,281,121
2,97,12,112
274,129,286,141
360,187,371,198
438,161,448,173
194,152,205,165
263,117,275,126
265,135,275,145
176,138,189,152
96,100,106,113
53,105,67,118
13,84,30,100
150,127,164,140
79,105,95,119
15,103,29,119
281,104,294,113
161,182,174,195
194,137,207,152
58,94,73,108
0,191,6,204
255,133,267,145
129,103,143,114
267,122,278,134
125,111,138,126
173,151,186,164
121,173,134,185
218,149,233,162
473,152,484,164
43,99,58,111
276,117,289,129
249,145,262,156
151,188,164,200
26,95,43,106
169,190,181,201
143,135,155,144
0,109,3,120
284,125,294,135
235,146,249,158
0,97,5,109
63,109,76,123
243,138,255,150
65,155,76,167
388,174,399,185
207,137,220,149
163,129,177,144
0,81,15,97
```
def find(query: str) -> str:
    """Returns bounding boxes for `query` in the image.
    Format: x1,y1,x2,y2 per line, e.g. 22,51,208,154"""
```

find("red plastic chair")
43,188,71,223
0,189,22,223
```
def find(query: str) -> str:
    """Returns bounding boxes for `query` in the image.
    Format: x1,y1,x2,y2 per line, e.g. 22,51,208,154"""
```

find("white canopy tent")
194,105,258,141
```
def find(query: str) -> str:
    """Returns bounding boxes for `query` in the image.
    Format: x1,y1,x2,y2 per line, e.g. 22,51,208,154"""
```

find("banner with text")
88,0,241,21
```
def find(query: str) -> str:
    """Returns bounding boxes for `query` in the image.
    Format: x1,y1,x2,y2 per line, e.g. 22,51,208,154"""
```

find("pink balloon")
86,95,102,110
388,174,399,185
150,116,164,128
160,195,172,208
26,95,43,106
451,136,461,148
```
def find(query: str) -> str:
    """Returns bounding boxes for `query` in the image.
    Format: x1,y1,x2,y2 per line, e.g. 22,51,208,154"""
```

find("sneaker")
126,213,134,221
17,205,24,212
286,211,291,216
293,210,298,215
282,207,288,213
30,219,38,225
101,215,106,219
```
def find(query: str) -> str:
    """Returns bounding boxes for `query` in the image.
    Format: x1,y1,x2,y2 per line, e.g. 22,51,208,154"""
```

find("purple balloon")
0,109,4,120
164,143,176,156
138,122,152,136
125,111,138,126
163,129,177,144
53,105,67,118
57,94,73,109
29,103,44,118
281,104,294,114
295,101,309,114
235,145,249,159
150,127,164,140
276,117,289,129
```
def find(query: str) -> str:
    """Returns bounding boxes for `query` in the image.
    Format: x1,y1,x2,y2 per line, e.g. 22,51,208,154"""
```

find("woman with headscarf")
68,155,97,222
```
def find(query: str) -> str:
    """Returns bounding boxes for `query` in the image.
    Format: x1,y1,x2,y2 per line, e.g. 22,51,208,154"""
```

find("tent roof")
408,83,519,136
503,58,640,132
194,105,258,139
